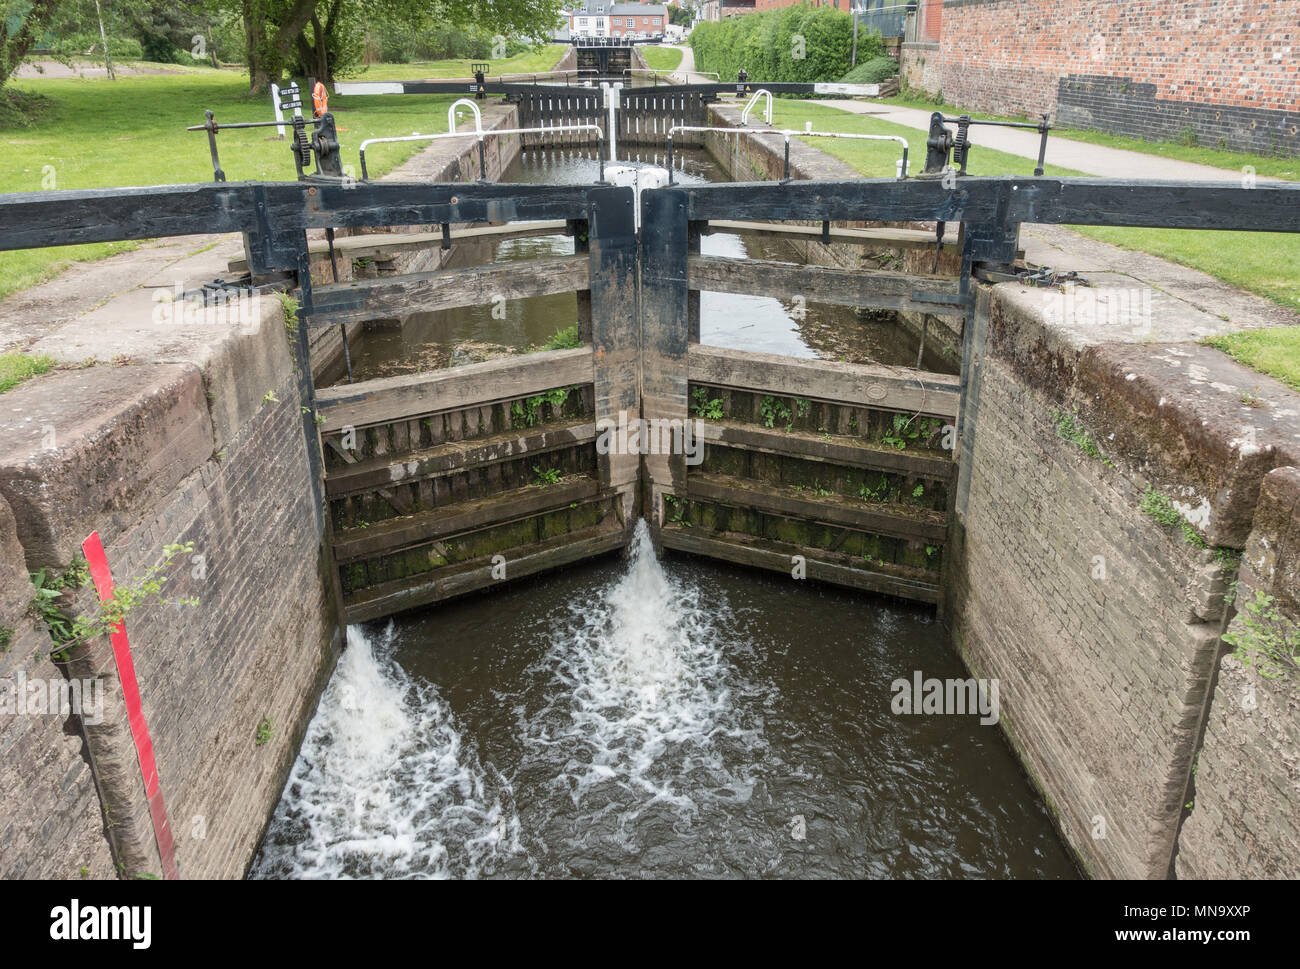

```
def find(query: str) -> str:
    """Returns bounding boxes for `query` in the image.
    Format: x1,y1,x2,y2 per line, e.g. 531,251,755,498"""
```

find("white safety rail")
667,121,910,182
624,68,722,82
740,88,774,127
357,98,607,180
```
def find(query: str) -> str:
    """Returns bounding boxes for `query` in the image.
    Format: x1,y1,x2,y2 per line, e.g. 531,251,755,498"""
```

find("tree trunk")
243,0,268,92
266,0,321,85
310,11,328,85
94,0,115,81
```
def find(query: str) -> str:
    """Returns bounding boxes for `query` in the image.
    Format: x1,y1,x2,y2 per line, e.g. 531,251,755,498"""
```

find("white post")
602,81,622,163
271,83,286,137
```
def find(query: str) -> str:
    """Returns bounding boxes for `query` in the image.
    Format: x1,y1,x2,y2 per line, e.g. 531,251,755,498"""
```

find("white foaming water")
524,520,761,831
251,624,519,879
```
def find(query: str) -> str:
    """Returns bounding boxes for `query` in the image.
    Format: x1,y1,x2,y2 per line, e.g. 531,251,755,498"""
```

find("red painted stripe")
82,532,180,881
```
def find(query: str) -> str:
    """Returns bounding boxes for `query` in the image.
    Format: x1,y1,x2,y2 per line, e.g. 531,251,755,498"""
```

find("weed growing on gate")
539,324,582,350
880,414,941,451
512,386,575,428
691,387,724,420
759,395,792,431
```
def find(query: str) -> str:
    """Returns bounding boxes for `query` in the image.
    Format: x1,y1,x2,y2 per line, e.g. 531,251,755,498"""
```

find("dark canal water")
252,148,1076,880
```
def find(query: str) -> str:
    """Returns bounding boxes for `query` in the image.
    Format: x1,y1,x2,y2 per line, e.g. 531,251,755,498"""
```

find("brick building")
698,0,757,21
899,0,1299,156
569,1,669,37
753,0,850,10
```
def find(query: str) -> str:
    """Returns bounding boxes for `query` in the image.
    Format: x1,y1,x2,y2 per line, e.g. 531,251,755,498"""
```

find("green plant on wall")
255,716,275,746
277,292,300,344
759,395,793,431
30,543,198,661
511,386,573,428
1140,487,1208,548
691,387,724,421
1052,408,1112,466
1222,590,1300,680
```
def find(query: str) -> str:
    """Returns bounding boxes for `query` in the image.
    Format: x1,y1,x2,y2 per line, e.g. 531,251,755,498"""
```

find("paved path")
664,45,715,85
809,99,1275,183
803,98,1297,327
14,58,185,80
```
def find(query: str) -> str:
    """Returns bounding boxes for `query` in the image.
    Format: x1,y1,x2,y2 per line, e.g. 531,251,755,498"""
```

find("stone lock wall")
1175,466,1300,878
950,279,1300,879
0,97,539,880
899,42,941,98
0,293,339,880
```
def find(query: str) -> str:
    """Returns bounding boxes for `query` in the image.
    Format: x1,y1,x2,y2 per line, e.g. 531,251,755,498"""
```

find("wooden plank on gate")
688,344,960,418
306,254,589,326
315,346,594,432
688,254,966,317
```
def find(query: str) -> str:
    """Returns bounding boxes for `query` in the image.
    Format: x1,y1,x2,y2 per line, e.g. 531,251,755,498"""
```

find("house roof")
571,2,668,15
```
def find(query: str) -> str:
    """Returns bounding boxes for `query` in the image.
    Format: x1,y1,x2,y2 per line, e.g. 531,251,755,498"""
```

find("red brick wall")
918,0,942,42
754,0,848,9
609,13,665,35
923,0,1298,154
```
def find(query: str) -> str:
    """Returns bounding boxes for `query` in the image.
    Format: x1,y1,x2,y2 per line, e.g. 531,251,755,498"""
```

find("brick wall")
913,0,1298,155
900,42,941,97
73,365,338,879
0,295,340,879
951,279,1300,877
1175,466,1300,879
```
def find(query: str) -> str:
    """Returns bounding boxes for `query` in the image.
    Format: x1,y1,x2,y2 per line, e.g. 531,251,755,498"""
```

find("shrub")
54,33,144,61
841,55,897,85
690,7,855,84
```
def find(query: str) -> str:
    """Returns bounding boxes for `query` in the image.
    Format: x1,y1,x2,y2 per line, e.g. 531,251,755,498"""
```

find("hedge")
54,33,144,61
841,54,898,84
689,7,875,84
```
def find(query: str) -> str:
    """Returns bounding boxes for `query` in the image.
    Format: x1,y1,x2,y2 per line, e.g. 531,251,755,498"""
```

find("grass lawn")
1203,329,1300,391
881,93,1300,182
346,45,566,80
767,101,1300,313
0,351,55,394
641,46,684,73
0,46,565,300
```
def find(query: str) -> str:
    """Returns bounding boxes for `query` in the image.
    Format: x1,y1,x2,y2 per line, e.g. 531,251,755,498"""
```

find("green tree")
209,0,563,92
1,0,62,91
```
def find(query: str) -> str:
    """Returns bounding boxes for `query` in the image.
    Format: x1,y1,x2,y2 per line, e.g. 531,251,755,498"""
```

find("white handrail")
358,123,607,181
666,124,910,181
741,88,773,127
447,98,483,137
